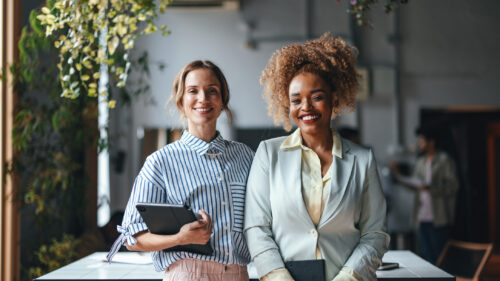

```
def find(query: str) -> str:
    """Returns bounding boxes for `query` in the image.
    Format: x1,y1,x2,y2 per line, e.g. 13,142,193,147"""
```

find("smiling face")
182,68,223,130
289,72,334,135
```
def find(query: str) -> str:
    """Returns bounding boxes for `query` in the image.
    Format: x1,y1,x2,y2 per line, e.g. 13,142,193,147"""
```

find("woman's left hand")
197,210,213,235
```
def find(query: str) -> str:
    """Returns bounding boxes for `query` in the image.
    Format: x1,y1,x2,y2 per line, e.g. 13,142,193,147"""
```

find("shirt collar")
280,128,343,159
180,130,226,156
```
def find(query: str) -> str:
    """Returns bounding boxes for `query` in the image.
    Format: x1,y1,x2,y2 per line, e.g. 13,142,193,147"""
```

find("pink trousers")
163,258,249,281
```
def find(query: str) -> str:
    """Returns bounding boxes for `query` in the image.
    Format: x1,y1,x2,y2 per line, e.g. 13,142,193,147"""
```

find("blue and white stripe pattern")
107,130,254,272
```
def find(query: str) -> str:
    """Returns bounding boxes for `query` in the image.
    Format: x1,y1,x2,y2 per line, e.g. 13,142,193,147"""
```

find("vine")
36,0,170,104
11,1,160,279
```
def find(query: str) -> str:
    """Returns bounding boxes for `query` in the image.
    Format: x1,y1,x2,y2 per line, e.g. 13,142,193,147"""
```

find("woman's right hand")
176,210,213,245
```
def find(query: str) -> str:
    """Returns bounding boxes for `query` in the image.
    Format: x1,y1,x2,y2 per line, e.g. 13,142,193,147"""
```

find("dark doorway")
487,123,500,248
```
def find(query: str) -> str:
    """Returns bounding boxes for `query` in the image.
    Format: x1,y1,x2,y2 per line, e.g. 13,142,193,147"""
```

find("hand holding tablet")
135,203,214,255
177,210,213,246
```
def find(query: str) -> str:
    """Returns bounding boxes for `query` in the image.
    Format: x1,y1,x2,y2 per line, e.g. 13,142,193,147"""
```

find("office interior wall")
109,2,355,211
63,1,500,215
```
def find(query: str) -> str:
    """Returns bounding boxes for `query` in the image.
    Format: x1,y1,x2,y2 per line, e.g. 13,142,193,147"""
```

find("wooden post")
1,0,21,280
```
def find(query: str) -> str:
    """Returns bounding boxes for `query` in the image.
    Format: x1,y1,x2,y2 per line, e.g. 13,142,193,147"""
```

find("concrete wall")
400,0,500,143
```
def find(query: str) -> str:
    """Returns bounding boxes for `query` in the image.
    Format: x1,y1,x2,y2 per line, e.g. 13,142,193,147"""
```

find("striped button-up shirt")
108,130,254,271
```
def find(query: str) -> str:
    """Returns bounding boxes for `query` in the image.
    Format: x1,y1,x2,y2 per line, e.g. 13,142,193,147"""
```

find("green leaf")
41,7,51,15
51,111,61,131
30,10,43,35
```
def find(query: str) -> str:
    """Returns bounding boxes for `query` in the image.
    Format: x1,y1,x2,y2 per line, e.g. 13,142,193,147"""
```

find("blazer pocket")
230,182,246,232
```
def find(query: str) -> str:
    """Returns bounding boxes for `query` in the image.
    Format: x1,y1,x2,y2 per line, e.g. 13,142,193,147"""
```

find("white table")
35,251,455,280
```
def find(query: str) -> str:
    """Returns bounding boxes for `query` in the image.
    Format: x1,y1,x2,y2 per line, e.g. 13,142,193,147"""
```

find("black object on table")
285,259,325,281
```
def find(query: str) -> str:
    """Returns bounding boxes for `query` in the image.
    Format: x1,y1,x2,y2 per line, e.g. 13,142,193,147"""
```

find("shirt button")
310,229,318,237
222,201,227,205
217,177,222,182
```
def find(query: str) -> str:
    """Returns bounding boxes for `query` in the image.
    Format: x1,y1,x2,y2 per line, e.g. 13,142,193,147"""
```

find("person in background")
390,126,458,264
244,34,389,281
107,60,254,281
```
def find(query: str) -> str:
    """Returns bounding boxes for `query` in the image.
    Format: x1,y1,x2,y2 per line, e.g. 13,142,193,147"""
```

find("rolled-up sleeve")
120,175,166,238
106,157,167,262
244,142,287,278
344,150,390,281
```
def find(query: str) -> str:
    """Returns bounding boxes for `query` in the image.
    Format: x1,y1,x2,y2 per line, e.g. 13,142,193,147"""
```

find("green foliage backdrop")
11,9,94,280
11,1,164,279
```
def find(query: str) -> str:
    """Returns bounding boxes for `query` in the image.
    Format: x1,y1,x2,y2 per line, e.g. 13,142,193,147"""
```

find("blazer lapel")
278,148,315,228
318,139,355,228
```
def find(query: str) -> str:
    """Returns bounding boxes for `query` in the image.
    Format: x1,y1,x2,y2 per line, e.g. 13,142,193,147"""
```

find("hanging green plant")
36,0,171,105
27,234,81,278
11,10,93,280
10,2,161,279
338,0,408,26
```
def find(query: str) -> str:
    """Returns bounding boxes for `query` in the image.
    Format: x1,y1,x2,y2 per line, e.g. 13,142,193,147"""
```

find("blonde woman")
244,35,389,281
108,60,254,281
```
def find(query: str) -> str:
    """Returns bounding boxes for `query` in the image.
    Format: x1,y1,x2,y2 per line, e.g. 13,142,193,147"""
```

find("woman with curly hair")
244,34,389,281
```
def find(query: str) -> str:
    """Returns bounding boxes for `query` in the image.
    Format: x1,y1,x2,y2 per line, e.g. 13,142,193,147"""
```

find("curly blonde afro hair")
260,33,359,131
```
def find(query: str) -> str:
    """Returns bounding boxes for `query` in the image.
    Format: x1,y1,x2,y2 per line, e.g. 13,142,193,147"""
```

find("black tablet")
135,202,213,255
285,259,325,281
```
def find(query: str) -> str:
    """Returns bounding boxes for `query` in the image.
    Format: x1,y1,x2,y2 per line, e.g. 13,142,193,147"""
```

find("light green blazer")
244,136,390,281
